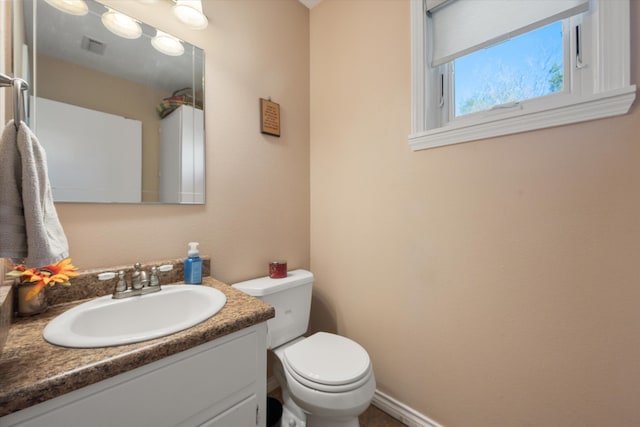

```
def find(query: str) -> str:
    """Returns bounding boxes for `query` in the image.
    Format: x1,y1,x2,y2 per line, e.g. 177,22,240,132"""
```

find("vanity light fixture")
151,30,185,56
43,0,88,16
172,0,208,30
101,9,142,39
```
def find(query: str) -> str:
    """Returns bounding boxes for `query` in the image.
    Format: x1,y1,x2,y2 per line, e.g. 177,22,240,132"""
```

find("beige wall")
310,1,640,426
53,0,310,282
7,0,639,425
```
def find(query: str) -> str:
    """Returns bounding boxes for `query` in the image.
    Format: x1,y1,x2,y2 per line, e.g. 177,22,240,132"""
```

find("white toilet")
233,269,376,427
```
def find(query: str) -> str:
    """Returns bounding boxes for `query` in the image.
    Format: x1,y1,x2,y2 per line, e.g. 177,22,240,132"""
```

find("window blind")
429,0,589,66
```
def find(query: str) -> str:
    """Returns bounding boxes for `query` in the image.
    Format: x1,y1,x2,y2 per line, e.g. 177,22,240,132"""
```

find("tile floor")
268,389,406,426
358,403,407,426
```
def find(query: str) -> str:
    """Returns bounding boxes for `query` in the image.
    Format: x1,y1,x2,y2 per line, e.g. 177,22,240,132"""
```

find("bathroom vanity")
0,271,274,427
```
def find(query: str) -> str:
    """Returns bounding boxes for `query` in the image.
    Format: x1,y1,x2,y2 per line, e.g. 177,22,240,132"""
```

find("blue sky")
454,21,564,115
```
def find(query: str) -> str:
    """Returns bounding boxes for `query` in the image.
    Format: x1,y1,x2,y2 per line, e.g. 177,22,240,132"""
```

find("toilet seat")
282,332,372,393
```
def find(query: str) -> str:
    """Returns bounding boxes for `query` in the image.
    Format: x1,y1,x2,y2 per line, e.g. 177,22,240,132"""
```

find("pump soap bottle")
184,242,203,284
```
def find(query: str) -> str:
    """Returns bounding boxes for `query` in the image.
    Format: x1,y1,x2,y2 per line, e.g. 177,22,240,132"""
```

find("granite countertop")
0,272,274,417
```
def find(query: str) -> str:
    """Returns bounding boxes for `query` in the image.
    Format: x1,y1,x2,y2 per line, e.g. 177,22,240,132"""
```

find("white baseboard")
371,389,443,427
267,376,442,427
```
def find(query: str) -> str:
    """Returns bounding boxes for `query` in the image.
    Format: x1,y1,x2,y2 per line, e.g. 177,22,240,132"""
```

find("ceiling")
299,0,323,9
23,0,203,94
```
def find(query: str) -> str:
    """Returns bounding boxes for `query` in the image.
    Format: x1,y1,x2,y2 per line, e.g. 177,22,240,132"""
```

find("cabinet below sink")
0,324,267,427
0,272,274,424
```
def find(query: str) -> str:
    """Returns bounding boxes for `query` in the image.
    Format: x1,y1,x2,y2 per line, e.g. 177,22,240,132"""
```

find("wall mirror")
18,0,205,204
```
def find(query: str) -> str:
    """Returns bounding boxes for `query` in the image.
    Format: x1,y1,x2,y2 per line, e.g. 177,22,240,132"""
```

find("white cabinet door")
199,394,258,427
1,324,267,427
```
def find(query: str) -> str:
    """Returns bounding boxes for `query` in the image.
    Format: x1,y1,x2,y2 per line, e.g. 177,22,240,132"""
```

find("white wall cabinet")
0,324,267,427
159,105,205,204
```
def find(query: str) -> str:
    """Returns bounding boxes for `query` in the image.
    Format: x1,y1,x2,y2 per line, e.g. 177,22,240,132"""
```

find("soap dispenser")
184,242,203,284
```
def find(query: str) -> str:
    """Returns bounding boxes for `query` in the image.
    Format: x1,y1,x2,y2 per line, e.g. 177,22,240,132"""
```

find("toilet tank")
233,269,313,349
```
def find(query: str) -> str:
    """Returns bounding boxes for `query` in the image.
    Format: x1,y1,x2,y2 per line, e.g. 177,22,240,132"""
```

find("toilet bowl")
233,270,375,427
274,333,376,427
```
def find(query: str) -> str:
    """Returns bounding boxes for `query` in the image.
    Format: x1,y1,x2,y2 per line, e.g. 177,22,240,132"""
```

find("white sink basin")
43,285,227,348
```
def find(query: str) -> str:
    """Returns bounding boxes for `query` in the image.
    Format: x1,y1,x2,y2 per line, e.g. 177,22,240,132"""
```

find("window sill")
408,85,636,151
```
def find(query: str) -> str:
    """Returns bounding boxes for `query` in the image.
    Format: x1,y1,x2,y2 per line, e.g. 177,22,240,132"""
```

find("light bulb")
173,0,208,30
151,30,185,56
43,0,88,16
101,9,142,39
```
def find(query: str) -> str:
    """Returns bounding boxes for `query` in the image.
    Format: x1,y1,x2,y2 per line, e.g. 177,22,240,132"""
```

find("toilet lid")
283,332,371,387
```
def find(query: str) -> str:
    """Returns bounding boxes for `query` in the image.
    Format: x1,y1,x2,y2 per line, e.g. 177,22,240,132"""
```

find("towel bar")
0,72,29,130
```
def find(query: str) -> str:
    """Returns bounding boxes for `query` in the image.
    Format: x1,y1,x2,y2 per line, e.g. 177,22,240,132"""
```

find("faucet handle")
116,271,128,293
150,266,160,288
99,271,128,296
157,264,174,273
97,271,117,281
149,264,173,288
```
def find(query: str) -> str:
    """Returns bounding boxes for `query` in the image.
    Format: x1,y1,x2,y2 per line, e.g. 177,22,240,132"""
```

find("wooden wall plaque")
260,98,281,137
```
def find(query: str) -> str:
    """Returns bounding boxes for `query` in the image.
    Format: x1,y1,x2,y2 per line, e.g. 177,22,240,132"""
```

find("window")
454,21,564,117
409,0,636,151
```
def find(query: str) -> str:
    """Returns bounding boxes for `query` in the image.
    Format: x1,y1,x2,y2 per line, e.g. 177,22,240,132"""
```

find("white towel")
0,120,69,267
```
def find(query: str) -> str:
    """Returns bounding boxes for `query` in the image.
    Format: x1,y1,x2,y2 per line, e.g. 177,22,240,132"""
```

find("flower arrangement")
8,258,78,301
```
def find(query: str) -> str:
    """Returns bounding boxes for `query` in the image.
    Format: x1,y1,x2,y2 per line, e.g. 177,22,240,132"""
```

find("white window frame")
409,0,636,151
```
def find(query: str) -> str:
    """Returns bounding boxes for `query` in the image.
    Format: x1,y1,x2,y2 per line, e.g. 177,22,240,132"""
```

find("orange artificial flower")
8,258,78,301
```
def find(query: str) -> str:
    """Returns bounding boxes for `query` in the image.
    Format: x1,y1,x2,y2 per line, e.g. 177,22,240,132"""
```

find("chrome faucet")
130,262,148,290
98,263,173,299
